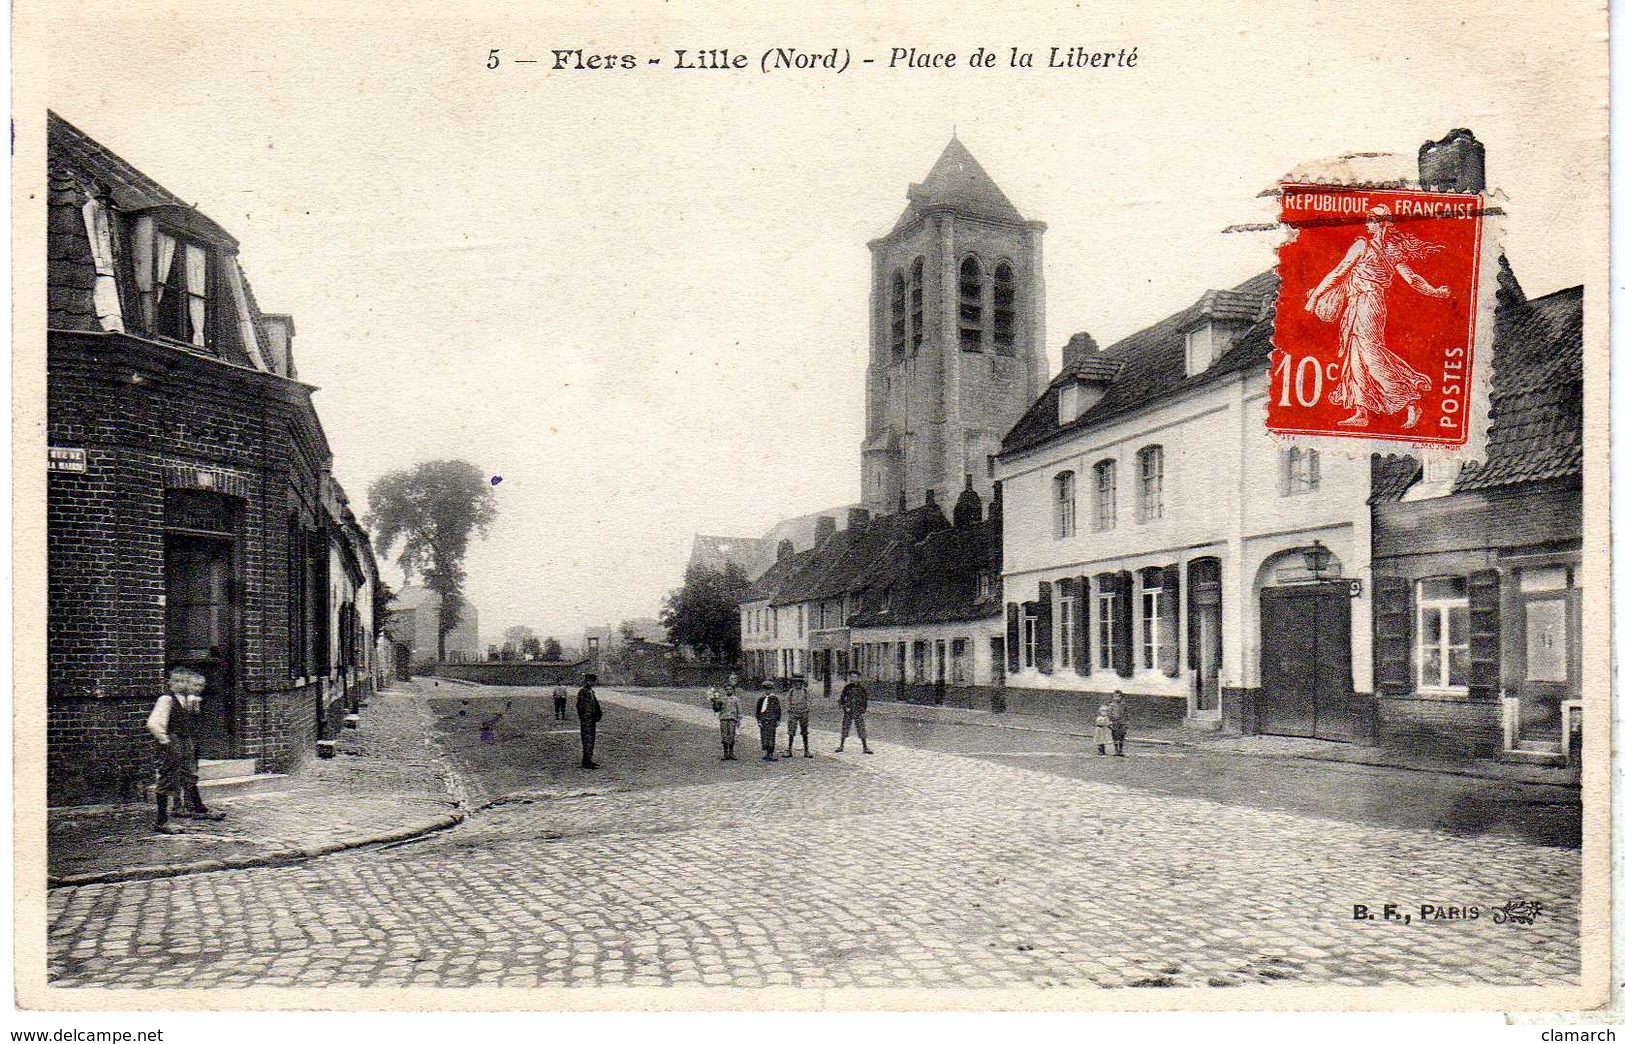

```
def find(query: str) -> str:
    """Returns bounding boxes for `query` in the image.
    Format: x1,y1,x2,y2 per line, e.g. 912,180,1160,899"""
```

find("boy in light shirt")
146,666,227,833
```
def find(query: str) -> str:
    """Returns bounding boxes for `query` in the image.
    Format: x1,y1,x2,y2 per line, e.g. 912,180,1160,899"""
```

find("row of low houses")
46,113,387,803
736,130,1584,766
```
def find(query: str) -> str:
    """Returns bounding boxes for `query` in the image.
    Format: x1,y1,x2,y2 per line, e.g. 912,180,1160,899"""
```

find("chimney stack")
898,491,908,512
777,539,794,561
988,480,1004,526
814,515,837,547
1418,129,1486,194
1062,331,1099,371
847,507,872,532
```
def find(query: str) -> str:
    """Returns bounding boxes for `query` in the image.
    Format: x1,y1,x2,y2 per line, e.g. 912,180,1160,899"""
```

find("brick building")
1369,272,1583,762
46,113,378,804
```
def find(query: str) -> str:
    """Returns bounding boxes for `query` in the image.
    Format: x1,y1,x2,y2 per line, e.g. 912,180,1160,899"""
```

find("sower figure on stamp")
755,681,782,762
146,665,227,834
836,670,873,754
715,684,741,760
576,673,603,769
783,676,812,758
1305,204,1450,430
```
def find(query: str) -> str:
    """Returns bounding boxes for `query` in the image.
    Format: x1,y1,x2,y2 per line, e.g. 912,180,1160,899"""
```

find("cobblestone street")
46,686,1581,992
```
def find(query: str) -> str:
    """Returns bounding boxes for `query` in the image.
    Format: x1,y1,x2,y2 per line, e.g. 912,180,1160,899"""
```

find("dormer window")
1184,325,1213,376
1058,384,1081,425
958,256,984,351
153,232,210,348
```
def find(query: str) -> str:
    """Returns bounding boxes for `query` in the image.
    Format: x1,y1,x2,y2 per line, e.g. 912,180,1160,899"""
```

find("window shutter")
1160,564,1181,677
1006,602,1021,673
1373,575,1413,697
1035,581,1054,674
1115,569,1135,678
1185,564,1201,673
1467,569,1502,700
1076,574,1091,675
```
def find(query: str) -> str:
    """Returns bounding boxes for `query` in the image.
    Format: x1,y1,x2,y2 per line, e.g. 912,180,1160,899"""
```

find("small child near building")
1094,705,1110,756
146,665,227,834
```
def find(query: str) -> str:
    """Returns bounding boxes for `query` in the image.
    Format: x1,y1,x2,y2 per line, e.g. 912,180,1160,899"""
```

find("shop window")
1417,577,1469,690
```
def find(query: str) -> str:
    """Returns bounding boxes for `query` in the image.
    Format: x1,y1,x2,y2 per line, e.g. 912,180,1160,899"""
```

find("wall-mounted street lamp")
1304,540,1333,581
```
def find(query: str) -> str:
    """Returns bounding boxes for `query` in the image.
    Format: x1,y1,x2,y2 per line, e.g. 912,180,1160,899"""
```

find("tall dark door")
164,534,237,758
1259,584,1352,741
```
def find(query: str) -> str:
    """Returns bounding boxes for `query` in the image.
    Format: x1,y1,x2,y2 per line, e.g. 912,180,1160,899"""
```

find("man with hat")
754,680,782,762
576,672,603,769
836,669,873,754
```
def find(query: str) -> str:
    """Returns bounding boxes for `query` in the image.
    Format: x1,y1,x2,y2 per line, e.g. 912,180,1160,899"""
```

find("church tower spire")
860,138,1048,515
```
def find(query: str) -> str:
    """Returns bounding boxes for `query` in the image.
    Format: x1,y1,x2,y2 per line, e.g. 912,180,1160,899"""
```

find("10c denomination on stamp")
1269,184,1488,448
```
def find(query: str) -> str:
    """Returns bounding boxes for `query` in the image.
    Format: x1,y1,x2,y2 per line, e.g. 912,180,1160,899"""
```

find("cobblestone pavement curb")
851,698,1578,788
47,685,1581,991
47,682,467,888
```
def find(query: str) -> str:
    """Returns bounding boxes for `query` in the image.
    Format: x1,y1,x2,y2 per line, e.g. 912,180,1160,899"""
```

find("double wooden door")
1258,583,1353,741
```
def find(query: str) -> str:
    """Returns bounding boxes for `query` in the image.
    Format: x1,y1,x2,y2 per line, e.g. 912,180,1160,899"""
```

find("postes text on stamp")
1269,184,1487,447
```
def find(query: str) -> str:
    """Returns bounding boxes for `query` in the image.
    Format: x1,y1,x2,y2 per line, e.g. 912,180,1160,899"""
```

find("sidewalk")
47,681,466,888
858,697,1581,788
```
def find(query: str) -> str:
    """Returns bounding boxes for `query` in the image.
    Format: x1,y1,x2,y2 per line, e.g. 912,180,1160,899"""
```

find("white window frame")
1054,471,1077,539
1140,577,1163,670
1093,460,1117,531
1057,586,1075,669
1416,577,1470,692
1286,447,1321,494
1022,605,1039,669
1138,446,1164,522
1096,590,1117,670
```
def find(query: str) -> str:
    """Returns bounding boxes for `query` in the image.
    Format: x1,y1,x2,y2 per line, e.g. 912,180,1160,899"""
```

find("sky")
41,0,1605,645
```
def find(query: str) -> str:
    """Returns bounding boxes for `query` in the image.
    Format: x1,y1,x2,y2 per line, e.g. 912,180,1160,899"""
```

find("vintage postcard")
11,0,1611,1019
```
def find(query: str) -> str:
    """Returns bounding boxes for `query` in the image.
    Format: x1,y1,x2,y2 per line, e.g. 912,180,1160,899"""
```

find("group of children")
707,670,873,762
1094,692,1129,756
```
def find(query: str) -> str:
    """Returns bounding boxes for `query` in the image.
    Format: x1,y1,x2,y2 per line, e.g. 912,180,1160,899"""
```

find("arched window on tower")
993,261,1016,354
909,257,925,351
959,256,984,351
889,271,906,362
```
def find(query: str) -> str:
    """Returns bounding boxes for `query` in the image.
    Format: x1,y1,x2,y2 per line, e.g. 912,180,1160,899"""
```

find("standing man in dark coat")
576,674,603,769
754,682,782,762
836,670,874,754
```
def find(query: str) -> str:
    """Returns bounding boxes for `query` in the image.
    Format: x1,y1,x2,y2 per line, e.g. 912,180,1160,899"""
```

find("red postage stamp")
1269,184,1488,447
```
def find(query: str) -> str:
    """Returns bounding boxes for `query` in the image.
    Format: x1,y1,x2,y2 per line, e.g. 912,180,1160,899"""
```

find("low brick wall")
427,662,590,686
1379,696,1501,759
428,661,735,689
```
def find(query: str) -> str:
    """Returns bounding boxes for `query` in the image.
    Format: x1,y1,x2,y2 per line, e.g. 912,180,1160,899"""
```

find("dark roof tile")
1003,270,1280,456
1453,285,1583,490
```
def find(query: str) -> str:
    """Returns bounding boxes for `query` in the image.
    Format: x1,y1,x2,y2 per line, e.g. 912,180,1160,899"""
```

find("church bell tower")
861,136,1048,516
